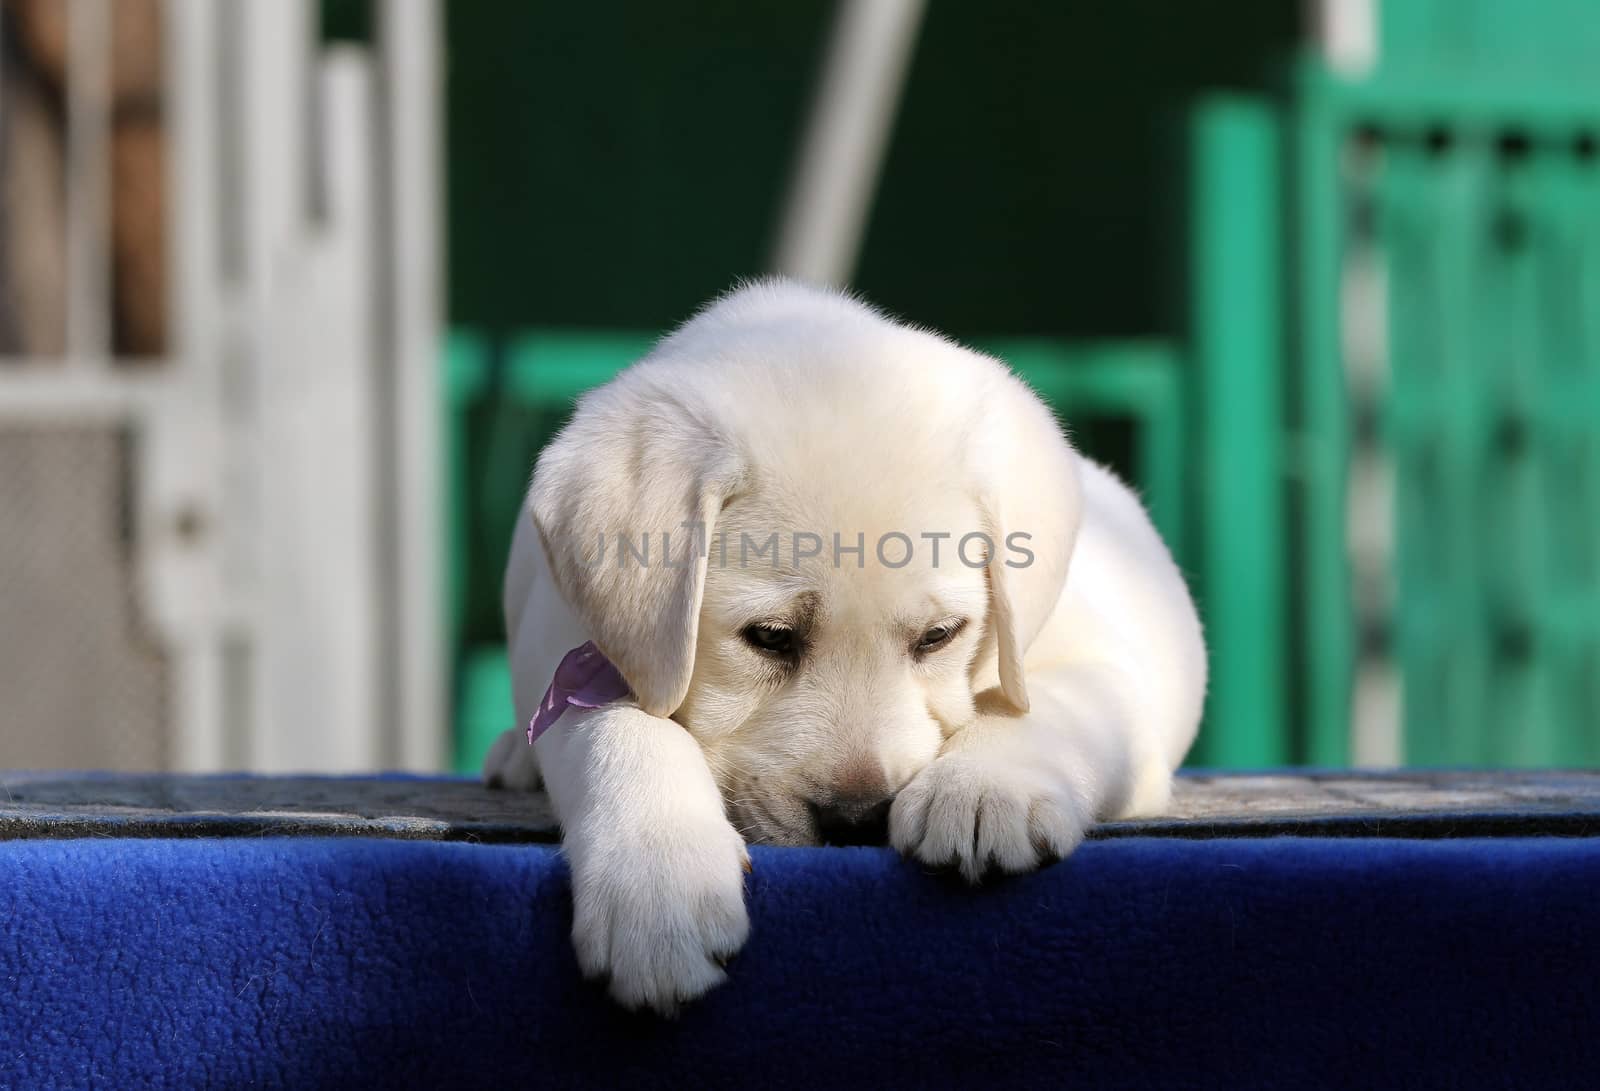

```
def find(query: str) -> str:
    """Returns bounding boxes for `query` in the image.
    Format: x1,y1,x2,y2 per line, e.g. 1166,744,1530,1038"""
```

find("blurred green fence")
1192,1,1600,768
1287,11,1600,766
444,3,1600,775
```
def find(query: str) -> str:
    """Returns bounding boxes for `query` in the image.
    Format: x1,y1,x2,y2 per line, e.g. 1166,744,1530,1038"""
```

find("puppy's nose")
808,794,893,846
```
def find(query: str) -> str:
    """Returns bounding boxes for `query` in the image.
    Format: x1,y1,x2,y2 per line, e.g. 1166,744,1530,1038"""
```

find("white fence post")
379,0,446,772
148,0,227,771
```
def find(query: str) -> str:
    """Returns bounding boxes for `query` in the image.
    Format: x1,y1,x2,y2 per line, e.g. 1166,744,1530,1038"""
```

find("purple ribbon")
526,641,632,745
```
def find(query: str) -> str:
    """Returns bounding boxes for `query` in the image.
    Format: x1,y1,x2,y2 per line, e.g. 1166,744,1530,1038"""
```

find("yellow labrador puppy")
484,280,1205,1013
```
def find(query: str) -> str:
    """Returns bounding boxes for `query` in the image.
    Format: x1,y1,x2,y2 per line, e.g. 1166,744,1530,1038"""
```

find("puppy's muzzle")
807,794,893,846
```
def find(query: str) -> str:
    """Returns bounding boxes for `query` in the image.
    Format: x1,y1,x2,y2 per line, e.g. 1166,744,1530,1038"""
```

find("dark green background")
439,1,1297,339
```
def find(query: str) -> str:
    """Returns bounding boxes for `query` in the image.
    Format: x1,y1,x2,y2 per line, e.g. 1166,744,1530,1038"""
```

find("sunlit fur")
484,279,1206,1014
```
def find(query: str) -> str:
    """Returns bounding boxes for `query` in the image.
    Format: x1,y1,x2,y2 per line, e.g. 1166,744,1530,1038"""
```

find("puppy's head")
529,281,1080,843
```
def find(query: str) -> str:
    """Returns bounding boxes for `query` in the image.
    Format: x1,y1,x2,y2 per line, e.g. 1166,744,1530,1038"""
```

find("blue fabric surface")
3,835,1597,1089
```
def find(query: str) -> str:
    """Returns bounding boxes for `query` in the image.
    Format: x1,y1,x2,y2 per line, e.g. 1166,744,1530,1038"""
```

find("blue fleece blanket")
2,776,1598,1089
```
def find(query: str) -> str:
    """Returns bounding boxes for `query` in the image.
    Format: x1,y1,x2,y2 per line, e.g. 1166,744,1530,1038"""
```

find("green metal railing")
1185,4,1600,768
1292,62,1600,765
1187,99,1290,767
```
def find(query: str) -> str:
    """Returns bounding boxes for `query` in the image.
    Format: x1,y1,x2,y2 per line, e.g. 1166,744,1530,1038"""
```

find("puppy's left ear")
529,380,744,718
974,371,1083,713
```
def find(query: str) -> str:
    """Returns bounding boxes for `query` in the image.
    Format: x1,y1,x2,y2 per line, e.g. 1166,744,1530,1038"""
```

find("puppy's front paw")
482,727,542,790
890,743,1090,884
565,812,752,1015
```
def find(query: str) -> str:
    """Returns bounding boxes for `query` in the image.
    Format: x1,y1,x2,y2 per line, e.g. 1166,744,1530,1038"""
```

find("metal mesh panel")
0,422,169,769
1292,29,1600,766
1345,126,1600,765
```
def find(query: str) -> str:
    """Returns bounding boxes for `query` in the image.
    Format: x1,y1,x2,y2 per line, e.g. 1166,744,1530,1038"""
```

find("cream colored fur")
484,280,1206,1014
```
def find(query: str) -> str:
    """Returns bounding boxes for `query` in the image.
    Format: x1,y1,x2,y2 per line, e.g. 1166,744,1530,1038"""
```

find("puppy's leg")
537,704,751,1015
890,662,1155,882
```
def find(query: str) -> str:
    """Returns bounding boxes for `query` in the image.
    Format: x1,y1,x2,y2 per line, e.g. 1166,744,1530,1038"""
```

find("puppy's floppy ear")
974,371,1083,713
529,380,743,718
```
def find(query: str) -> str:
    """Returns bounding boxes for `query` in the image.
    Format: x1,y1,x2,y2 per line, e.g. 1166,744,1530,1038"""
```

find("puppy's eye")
742,624,797,657
914,619,966,656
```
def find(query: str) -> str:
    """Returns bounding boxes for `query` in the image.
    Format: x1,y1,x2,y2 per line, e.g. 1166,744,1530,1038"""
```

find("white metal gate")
0,0,442,772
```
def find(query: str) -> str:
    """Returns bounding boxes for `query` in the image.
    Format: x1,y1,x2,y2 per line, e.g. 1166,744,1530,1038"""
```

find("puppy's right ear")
529,382,742,719
973,370,1083,714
